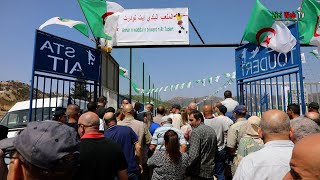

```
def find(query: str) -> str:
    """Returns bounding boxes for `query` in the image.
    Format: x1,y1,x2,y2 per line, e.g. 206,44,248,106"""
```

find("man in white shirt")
221,90,239,113
169,104,182,129
233,110,294,180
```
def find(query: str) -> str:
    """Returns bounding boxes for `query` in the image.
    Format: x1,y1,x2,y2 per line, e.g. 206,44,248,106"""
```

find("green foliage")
70,79,90,101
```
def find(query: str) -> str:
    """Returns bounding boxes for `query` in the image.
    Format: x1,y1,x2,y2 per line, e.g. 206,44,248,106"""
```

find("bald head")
189,102,197,111
79,112,100,127
103,112,116,126
305,112,320,121
307,112,320,126
157,105,165,115
260,110,291,142
284,134,320,179
123,104,134,116
203,105,213,118
66,104,80,118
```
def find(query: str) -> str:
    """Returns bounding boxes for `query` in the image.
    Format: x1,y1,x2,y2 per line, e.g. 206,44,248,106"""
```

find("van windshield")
0,108,53,129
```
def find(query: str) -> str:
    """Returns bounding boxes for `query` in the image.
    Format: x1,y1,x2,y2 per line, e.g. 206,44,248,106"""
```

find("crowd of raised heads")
0,91,320,180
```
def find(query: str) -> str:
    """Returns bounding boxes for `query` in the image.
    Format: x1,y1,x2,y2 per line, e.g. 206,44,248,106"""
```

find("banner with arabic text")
117,8,189,46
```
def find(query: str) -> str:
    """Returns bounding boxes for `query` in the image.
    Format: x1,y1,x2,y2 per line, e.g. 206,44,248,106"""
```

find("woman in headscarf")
234,116,264,169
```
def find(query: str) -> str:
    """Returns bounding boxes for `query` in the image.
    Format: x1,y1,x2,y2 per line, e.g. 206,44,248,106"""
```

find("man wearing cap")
77,112,128,180
226,105,248,175
104,112,142,179
169,104,183,129
0,120,79,180
149,116,187,153
308,102,319,113
204,104,233,180
52,109,67,124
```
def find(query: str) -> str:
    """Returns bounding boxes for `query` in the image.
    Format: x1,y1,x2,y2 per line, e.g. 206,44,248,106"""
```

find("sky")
1,0,318,101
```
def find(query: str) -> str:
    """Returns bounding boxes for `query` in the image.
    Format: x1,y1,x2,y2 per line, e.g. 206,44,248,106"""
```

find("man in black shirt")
76,112,128,180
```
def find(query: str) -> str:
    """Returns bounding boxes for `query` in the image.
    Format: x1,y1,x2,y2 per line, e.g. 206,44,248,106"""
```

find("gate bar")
189,18,205,44
113,43,312,49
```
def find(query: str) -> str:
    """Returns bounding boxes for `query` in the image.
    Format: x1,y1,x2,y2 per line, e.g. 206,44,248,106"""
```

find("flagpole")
76,0,98,45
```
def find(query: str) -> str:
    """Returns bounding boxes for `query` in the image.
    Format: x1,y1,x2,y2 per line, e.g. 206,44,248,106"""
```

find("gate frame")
235,22,306,115
28,30,102,122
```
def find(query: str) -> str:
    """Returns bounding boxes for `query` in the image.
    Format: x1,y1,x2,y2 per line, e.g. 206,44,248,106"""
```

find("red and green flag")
299,0,320,47
39,17,89,37
78,0,110,39
242,0,296,53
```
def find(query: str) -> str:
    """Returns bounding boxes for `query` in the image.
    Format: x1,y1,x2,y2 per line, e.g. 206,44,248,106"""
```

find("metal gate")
235,23,305,115
28,30,101,121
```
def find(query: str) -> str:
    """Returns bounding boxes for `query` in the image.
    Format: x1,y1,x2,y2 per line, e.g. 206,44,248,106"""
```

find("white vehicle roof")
8,97,88,112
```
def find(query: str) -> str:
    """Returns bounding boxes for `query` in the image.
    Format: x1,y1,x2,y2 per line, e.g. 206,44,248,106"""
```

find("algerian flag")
310,48,320,59
231,72,236,79
175,84,180,90
202,79,206,86
158,87,163,92
39,17,89,37
131,82,141,94
119,66,129,78
260,21,296,54
299,0,320,47
78,0,111,39
102,2,124,51
301,53,306,63
225,73,231,78
170,85,174,91
180,83,185,89
243,0,296,53
164,86,169,92
187,82,192,88
215,76,220,82
208,77,213,84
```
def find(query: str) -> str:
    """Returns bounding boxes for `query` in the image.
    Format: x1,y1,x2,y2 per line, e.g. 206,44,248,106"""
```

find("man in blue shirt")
104,112,142,180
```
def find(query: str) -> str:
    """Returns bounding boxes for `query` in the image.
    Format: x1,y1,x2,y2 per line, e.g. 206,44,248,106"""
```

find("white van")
0,97,88,138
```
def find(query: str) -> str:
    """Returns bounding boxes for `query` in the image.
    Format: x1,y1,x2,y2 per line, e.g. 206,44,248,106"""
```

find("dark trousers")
214,149,226,180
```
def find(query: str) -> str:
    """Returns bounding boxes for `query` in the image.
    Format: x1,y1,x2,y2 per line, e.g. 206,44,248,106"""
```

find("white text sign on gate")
116,8,189,46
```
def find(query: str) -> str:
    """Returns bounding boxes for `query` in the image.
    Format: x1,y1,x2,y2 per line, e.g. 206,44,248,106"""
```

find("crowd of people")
0,90,320,180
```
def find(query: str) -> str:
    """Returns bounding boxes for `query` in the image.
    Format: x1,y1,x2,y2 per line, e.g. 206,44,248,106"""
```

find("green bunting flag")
187,82,192,88
119,66,129,78
310,49,320,59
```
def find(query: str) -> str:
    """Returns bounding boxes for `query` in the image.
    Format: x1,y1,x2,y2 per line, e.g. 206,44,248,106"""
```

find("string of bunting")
196,78,235,105
145,71,235,95
119,66,236,94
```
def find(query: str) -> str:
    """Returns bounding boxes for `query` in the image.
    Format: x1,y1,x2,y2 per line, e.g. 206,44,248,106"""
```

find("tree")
71,78,91,101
